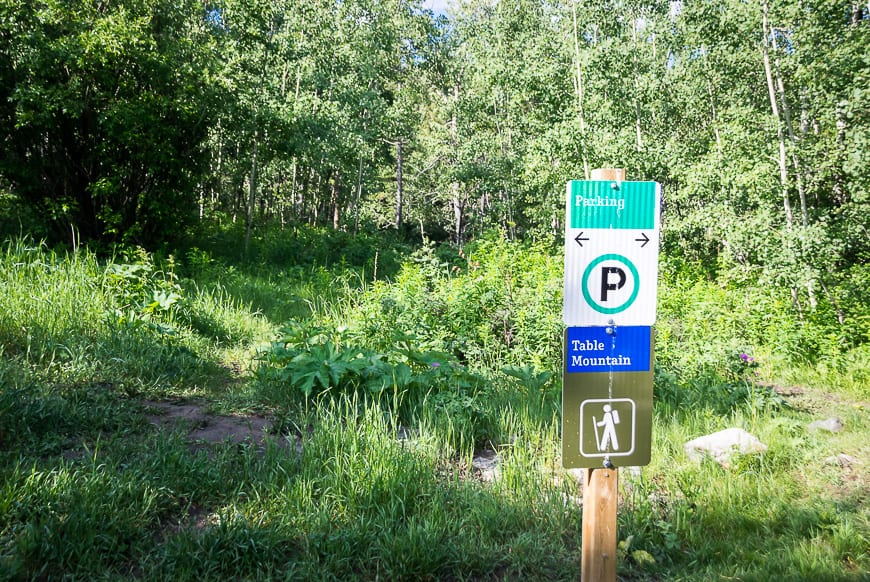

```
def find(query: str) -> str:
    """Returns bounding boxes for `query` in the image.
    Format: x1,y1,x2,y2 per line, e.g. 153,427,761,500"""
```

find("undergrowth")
0,231,867,580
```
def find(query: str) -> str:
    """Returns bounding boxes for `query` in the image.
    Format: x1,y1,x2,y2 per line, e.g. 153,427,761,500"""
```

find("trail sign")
563,180,662,327
561,178,661,469
562,328,654,468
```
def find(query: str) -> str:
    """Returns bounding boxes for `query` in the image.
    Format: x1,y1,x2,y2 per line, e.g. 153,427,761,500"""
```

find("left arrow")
575,232,590,247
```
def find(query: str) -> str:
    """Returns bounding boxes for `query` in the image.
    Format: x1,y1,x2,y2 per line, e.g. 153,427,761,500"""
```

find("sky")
420,0,451,15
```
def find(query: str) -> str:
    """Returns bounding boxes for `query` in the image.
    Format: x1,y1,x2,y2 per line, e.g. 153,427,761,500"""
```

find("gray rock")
823,453,857,468
684,428,768,465
808,418,845,433
472,450,499,482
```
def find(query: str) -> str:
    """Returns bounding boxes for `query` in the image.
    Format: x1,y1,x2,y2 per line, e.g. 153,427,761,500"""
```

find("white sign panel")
563,181,661,326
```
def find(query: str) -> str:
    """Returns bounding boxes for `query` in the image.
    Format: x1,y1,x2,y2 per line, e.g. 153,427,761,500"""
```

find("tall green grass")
1,232,868,580
0,239,274,396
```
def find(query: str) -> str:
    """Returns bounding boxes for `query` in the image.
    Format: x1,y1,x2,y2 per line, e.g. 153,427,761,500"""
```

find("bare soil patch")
142,400,502,480
143,400,298,453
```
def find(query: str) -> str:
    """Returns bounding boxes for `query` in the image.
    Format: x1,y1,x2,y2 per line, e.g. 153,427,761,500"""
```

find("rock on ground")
684,427,768,465
807,417,845,433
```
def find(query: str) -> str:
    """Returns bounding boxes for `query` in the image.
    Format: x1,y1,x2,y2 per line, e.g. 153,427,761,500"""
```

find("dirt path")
143,400,299,452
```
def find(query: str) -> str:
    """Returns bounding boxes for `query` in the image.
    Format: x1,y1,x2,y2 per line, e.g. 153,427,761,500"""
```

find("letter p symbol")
600,267,626,302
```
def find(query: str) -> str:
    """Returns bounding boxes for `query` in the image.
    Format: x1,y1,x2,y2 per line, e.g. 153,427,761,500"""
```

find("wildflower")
430,362,440,368
739,353,754,364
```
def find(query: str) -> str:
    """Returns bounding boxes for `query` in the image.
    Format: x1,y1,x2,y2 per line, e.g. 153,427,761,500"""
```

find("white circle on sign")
581,254,640,314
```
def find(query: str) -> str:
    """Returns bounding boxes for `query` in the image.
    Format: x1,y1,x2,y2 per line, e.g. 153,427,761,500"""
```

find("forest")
2,1,867,271
0,1,868,580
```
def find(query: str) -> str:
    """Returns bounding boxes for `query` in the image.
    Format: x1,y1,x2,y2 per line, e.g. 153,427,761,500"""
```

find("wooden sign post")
581,463,618,580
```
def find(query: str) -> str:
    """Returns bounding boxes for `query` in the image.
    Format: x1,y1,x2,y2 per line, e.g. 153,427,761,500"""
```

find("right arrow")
635,232,650,248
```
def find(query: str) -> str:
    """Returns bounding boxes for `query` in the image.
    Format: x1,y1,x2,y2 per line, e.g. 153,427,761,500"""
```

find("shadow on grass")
0,325,237,456
187,223,409,276
1,402,583,581
663,495,868,580
176,224,415,327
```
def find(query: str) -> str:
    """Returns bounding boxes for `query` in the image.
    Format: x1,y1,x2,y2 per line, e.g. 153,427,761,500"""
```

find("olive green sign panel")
562,331,654,468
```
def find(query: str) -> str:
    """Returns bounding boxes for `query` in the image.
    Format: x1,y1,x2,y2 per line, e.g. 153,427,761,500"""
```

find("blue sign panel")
566,326,651,373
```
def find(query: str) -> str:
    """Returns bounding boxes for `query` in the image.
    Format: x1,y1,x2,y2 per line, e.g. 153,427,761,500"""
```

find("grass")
0,232,868,580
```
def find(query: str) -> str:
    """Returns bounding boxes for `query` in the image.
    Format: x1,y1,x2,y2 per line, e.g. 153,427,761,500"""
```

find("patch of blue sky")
420,0,451,16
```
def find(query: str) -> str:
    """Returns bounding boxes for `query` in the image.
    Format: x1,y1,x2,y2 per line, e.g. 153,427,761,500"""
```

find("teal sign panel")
568,181,658,230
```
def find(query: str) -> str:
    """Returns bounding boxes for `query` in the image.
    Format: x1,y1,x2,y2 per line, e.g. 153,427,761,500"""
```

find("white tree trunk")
244,131,259,258
761,0,793,228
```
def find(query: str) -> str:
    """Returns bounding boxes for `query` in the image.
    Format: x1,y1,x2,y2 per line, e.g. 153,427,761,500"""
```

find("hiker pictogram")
579,398,636,458
594,404,620,452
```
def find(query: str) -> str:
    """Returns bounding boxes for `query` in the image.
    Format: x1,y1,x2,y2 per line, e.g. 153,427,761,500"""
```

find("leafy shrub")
334,235,563,372
654,355,786,417
188,222,409,279
255,321,486,400
104,258,185,337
